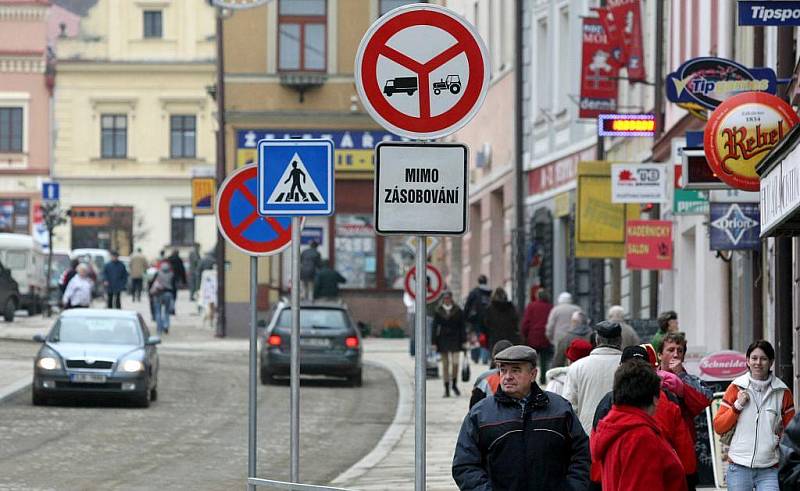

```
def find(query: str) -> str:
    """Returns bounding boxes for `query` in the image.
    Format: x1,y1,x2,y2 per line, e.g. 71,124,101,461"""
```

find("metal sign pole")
290,216,301,482
414,236,427,491
249,256,258,491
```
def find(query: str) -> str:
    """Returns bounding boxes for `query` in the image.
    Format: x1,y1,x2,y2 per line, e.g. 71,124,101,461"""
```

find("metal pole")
513,0,526,314
248,256,258,491
414,236,427,491
215,7,227,337
290,217,301,482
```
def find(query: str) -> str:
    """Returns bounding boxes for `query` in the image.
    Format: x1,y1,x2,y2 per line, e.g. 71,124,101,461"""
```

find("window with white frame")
278,0,326,72
536,18,550,112
170,205,194,246
379,0,419,16
557,8,569,112
170,115,196,158
0,107,23,153
101,114,127,159
144,10,163,39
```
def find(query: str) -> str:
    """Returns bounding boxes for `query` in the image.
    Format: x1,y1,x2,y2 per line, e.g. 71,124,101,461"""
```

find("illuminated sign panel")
598,114,655,137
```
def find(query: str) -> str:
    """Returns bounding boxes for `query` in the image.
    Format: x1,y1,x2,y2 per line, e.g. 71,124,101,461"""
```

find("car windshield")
276,308,348,329
51,317,142,345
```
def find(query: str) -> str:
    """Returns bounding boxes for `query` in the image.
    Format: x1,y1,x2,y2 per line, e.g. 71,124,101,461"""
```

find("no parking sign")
355,4,490,140
216,165,298,256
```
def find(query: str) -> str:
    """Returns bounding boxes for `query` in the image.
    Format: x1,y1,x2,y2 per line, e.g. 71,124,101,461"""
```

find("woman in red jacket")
520,288,553,383
591,359,687,491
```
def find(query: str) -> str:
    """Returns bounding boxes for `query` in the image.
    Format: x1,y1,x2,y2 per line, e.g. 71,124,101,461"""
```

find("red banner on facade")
625,220,672,270
596,7,626,69
608,0,646,82
579,17,619,119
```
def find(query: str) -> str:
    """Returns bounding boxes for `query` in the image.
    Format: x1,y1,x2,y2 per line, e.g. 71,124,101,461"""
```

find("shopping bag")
461,353,471,382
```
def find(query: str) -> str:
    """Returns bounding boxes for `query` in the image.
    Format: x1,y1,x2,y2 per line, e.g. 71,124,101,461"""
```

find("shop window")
334,214,375,289
170,205,194,246
384,235,414,289
144,11,163,39
379,0,420,16
0,107,23,153
101,114,127,159
278,0,326,72
0,199,29,233
170,115,196,158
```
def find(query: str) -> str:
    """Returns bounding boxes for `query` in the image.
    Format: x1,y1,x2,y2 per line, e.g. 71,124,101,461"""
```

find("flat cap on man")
594,320,621,338
494,345,538,364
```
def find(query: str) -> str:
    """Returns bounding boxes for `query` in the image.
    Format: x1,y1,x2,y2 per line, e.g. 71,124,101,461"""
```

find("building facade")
51,0,218,259
0,0,52,244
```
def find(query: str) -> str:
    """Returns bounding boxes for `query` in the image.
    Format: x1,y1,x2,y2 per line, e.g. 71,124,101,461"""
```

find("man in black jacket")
453,345,590,490
780,412,800,489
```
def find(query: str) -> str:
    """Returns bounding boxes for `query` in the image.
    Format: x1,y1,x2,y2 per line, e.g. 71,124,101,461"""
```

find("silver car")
32,309,160,407
260,301,363,386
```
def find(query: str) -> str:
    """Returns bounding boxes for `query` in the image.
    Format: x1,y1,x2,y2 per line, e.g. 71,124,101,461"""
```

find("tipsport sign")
665,57,777,120
738,1,800,26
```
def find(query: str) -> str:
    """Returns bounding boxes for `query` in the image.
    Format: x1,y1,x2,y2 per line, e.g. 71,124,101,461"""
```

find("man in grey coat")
552,311,594,368
545,292,582,348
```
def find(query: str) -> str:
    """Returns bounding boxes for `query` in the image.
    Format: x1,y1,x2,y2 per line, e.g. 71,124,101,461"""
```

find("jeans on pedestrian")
726,462,779,491
131,278,143,302
155,291,174,334
107,291,121,309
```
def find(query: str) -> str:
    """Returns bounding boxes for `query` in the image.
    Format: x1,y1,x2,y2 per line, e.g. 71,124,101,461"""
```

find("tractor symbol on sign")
432,75,462,95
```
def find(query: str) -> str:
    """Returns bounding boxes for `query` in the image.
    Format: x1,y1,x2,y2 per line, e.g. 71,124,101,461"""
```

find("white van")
0,233,47,314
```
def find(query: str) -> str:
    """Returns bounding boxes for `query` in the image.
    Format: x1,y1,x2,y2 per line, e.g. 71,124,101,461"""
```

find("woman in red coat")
591,359,687,491
520,289,553,383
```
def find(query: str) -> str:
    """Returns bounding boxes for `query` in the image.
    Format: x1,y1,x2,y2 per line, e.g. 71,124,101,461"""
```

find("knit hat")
565,338,593,362
640,343,658,367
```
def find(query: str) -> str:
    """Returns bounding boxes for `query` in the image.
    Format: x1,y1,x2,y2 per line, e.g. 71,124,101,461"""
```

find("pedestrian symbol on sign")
267,154,323,204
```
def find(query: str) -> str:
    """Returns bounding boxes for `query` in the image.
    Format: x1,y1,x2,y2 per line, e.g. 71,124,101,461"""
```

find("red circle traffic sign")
404,264,444,303
216,165,297,256
704,92,799,192
355,4,490,140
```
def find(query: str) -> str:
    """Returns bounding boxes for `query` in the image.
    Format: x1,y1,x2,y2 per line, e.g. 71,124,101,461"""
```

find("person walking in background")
313,260,346,301
652,310,679,354
62,263,93,309
564,321,623,434
591,359,688,491
545,291,582,349
520,288,553,383
552,311,594,368
129,248,147,302
464,274,492,363
484,287,520,348
452,345,590,490
167,249,187,292
102,251,128,309
300,241,322,301
469,339,514,408
59,258,80,295
432,291,466,398
607,305,641,349
188,242,201,302
714,340,795,491
546,337,593,396
150,262,174,335
199,264,218,329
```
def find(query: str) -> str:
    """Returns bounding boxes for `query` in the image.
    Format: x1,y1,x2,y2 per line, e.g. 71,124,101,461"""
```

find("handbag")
461,352,471,382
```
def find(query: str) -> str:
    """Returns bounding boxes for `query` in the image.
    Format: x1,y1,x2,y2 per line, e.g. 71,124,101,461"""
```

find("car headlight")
121,359,144,373
37,357,60,370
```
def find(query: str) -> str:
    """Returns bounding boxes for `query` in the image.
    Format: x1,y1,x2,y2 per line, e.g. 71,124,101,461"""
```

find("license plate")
300,338,330,348
70,373,107,383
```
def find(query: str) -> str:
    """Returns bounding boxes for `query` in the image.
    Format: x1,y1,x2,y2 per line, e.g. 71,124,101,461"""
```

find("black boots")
444,382,451,398
451,378,461,396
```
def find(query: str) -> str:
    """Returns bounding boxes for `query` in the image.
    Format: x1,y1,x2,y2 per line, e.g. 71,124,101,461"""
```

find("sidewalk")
333,339,480,490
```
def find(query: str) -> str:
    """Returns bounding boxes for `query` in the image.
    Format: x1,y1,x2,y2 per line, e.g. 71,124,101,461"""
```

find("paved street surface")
0,295,397,490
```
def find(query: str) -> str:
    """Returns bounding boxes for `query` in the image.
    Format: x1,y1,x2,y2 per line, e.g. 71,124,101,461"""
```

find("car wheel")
32,387,47,406
3,299,15,322
348,370,363,388
150,386,158,402
260,367,277,385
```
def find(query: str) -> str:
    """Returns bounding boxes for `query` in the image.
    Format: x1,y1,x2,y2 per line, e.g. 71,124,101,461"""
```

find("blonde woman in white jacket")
713,340,795,491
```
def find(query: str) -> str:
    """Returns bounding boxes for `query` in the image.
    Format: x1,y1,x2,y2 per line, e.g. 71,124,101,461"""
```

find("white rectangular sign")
761,143,800,236
611,163,669,203
375,142,468,235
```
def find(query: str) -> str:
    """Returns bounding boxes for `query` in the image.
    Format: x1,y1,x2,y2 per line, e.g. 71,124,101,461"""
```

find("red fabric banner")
596,7,626,69
608,0,646,82
579,17,619,119
625,220,673,270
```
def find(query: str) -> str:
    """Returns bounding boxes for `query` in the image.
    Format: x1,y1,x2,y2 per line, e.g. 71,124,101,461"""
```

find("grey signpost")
290,216,301,482
413,237,426,491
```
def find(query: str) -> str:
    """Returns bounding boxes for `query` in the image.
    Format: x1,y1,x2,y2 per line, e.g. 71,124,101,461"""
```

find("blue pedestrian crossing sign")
42,182,59,201
257,139,335,216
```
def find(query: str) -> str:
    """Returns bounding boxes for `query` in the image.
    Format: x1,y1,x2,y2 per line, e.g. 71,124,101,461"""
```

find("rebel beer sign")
666,57,777,119
704,92,799,192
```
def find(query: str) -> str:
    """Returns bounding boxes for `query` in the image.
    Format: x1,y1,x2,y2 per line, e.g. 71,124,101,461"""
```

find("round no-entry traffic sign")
355,4,490,140
216,165,298,256
404,264,444,303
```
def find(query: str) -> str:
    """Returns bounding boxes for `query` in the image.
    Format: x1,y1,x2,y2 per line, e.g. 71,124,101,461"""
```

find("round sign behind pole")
704,92,800,192
404,264,444,303
354,4,490,140
216,165,298,256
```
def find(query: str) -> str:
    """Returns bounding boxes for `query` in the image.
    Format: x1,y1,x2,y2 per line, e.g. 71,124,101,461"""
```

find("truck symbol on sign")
384,77,418,96
432,75,461,95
